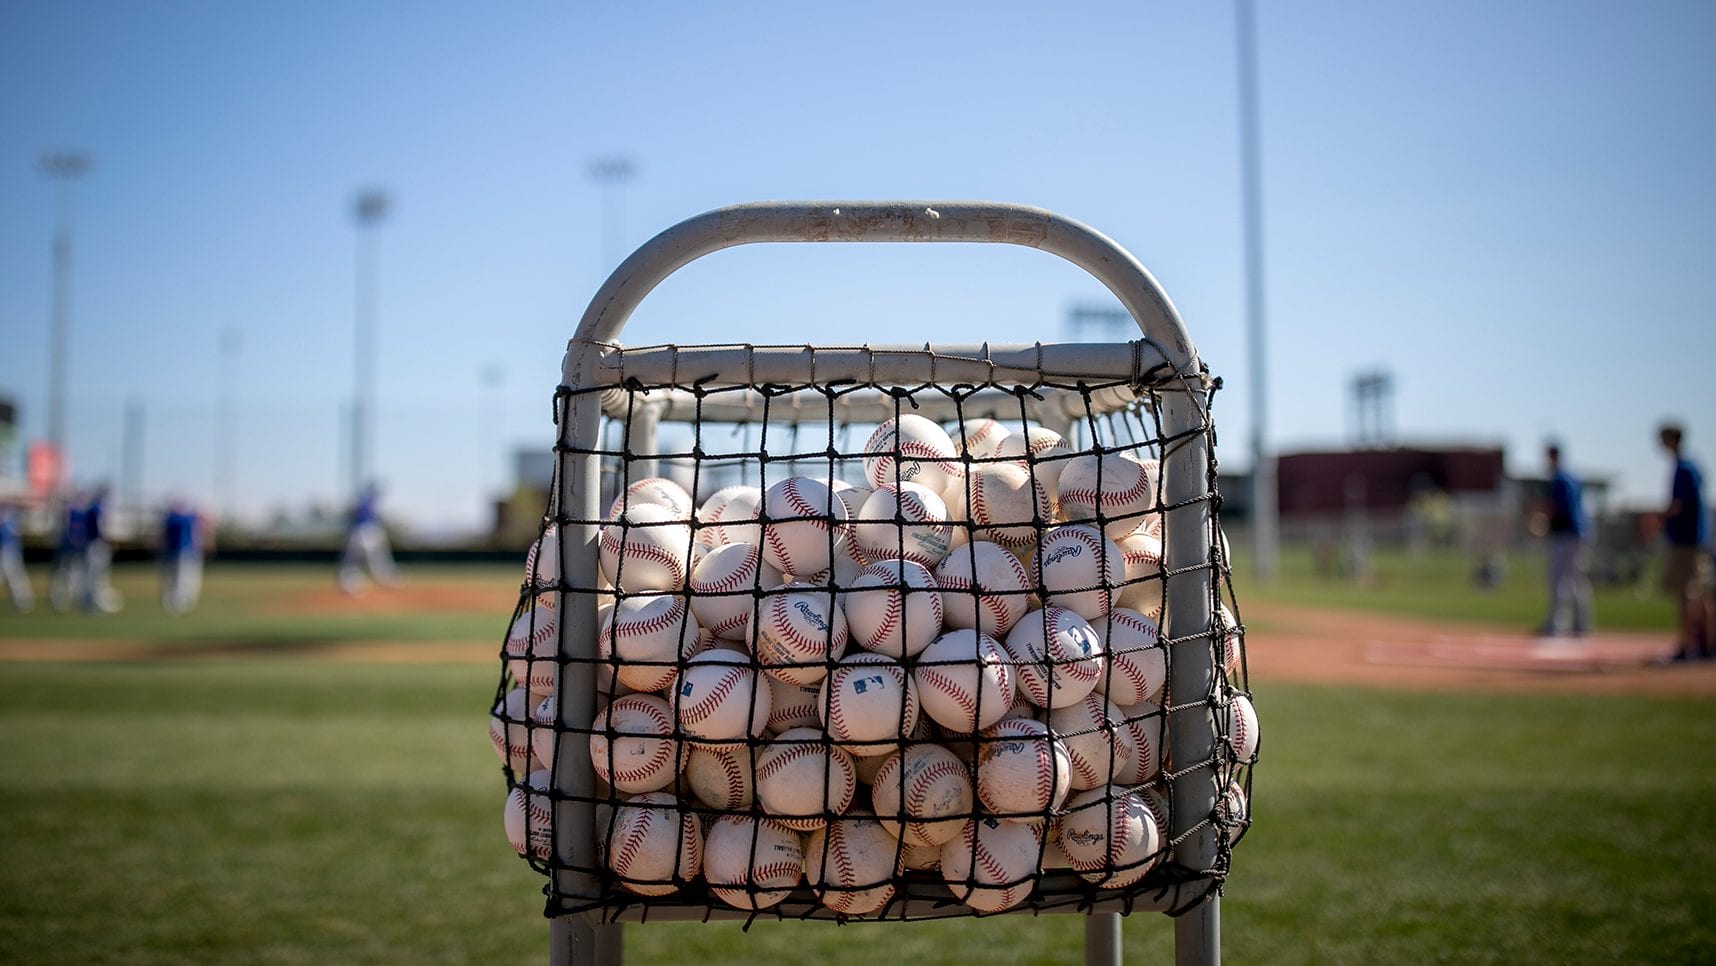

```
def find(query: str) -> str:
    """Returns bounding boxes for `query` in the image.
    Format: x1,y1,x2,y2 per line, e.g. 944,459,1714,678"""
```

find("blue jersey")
85,496,106,542
58,507,89,553
1666,458,1707,548
1548,470,1585,537
0,508,18,549
163,510,198,554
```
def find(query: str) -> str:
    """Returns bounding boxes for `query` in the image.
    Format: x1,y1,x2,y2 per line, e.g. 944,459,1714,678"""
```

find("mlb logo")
680,682,695,697
853,674,884,694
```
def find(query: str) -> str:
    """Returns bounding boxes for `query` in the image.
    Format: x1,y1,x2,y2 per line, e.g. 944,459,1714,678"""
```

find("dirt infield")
4,599,1714,696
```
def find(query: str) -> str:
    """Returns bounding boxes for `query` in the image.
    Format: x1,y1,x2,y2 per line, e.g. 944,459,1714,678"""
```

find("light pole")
216,328,242,516
1235,0,1278,580
480,363,504,499
39,150,90,493
588,157,637,270
349,189,389,502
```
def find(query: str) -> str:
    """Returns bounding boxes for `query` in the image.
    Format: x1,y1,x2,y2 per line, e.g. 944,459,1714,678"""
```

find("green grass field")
0,557,1705,963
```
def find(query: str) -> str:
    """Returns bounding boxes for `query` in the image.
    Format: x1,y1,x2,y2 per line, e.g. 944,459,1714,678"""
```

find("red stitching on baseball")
680,666,746,727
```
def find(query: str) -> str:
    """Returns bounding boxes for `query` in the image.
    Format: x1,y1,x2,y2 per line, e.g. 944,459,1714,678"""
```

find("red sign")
27,442,63,497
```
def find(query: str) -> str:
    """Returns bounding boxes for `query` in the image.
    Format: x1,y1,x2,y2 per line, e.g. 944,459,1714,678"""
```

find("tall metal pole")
39,151,90,496
587,157,637,271
121,398,144,513
1236,0,1278,580
216,328,242,515
350,189,389,501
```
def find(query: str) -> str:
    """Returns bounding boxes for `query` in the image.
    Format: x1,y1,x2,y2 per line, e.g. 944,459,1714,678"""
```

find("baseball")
609,475,695,521
1056,452,1156,540
1047,692,1138,792
503,768,553,862
1114,529,1164,618
766,675,823,734
952,417,1011,459
1217,780,1250,845
529,692,557,772
755,586,849,686
864,413,962,494
976,717,1071,825
1113,700,1164,786
524,524,561,589
1091,607,1165,707
1030,524,1124,620
761,476,846,578
489,686,534,774
504,603,559,696
854,482,953,568
606,791,703,896
842,557,943,659
913,629,1017,733
994,427,1074,506
697,485,762,547
1055,786,1160,889
935,540,1032,637
943,461,1053,549
1223,692,1259,764
683,746,754,811
806,814,901,916
704,815,806,910
669,650,771,748
1003,605,1106,709
688,542,783,642
708,486,764,546
940,817,1041,913
870,743,972,846
598,594,707,693
599,503,693,594
1217,603,1242,675
589,693,683,795
902,840,943,871
754,727,857,831
818,652,919,757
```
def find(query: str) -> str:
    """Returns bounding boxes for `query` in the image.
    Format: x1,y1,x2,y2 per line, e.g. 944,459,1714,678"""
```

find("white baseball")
766,675,823,734
913,629,1017,733
976,717,1071,825
1217,603,1242,675
709,486,763,546
870,743,972,846
606,791,703,896
943,462,1053,549
1091,607,1165,707
599,503,693,593
1030,524,1123,620
489,686,534,774
1114,529,1164,618
504,603,558,696
940,817,1041,913
952,417,1011,459
755,587,848,686
806,814,901,916
503,768,553,862
754,727,857,831
608,475,694,521
934,541,1032,637
818,652,919,757
589,693,683,794
1056,452,1156,539
864,413,962,494
761,476,846,578
598,594,707,693
688,542,782,642
669,650,771,748
1113,700,1164,786
852,713,931,786
1047,692,1138,792
529,692,557,772
704,815,805,910
524,524,560,589
842,558,943,659
855,482,953,568
902,840,943,871
698,485,761,547
1004,606,1106,709
1217,780,1249,845
684,745,754,811
1056,786,1160,888
994,427,1074,507
1223,692,1259,763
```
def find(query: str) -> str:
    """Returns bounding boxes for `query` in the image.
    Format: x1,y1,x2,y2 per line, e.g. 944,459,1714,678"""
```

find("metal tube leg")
595,923,622,966
1173,896,1220,966
1085,912,1122,966
550,915,595,966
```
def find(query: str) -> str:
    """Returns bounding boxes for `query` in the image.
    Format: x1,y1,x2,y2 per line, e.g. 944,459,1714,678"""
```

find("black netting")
489,341,1255,924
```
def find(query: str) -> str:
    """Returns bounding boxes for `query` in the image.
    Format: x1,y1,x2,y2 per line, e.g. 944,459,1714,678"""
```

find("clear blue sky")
2,1,1712,533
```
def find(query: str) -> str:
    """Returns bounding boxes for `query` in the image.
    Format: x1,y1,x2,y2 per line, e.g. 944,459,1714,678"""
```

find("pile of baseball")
493,414,1258,916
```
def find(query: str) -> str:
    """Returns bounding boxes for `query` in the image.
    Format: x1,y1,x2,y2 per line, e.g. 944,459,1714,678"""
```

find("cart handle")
570,201,1199,373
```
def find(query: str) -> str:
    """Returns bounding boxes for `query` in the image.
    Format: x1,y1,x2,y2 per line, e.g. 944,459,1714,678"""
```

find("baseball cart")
492,202,1255,966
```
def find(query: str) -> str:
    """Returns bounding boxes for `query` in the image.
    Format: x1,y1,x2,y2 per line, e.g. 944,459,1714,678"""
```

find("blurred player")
81,484,121,613
338,481,398,596
0,499,33,612
1537,443,1591,637
159,498,205,615
1658,423,1712,662
47,494,89,612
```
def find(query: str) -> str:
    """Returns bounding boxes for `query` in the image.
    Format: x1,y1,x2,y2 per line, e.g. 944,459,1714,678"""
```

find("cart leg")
1085,912,1122,966
1173,895,1220,966
551,915,621,966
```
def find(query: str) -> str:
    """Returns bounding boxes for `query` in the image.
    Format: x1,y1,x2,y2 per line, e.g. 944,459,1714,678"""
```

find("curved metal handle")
571,201,1200,373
